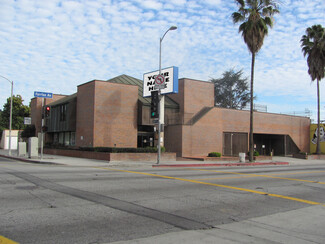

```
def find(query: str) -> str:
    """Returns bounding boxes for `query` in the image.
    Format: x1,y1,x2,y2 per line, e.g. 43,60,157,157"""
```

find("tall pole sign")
157,26,177,164
143,26,178,164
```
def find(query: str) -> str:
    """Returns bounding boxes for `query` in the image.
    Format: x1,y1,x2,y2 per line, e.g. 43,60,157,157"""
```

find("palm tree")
232,0,279,161
301,25,325,155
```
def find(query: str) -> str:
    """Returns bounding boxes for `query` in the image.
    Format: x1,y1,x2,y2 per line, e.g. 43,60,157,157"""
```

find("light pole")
157,26,177,164
0,75,13,156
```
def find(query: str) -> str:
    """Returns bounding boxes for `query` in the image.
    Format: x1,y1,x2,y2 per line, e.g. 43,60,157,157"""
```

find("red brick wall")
44,148,176,162
165,125,183,156
76,81,95,147
165,79,310,157
166,78,216,156
177,107,310,157
168,79,185,114
93,81,138,148
183,78,214,115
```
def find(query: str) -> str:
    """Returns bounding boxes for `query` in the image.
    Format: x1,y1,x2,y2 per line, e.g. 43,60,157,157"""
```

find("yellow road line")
191,169,325,184
269,171,325,176
0,236,19,244
95,167,325,207
196,175,257,180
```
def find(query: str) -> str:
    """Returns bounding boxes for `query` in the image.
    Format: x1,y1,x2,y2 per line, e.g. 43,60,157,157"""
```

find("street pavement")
1,149,325,244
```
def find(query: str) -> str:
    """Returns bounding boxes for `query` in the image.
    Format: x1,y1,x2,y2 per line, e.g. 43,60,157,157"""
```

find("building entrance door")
223,132,248,156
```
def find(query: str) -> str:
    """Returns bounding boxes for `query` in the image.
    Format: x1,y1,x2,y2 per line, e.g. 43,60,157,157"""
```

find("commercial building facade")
31,74,310,157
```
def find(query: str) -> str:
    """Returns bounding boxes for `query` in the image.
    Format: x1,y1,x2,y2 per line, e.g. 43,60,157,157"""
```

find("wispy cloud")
0,0,324,121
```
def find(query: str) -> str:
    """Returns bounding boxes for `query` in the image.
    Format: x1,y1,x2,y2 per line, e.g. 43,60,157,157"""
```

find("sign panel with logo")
143,66,178,97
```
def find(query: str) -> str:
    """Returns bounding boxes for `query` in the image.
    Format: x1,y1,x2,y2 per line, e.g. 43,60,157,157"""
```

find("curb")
152,162,289,167
0,154,61,165
1,154,289,168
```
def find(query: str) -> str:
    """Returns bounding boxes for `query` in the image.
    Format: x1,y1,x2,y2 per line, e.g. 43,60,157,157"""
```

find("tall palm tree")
301,24,325,155
232,0,279,161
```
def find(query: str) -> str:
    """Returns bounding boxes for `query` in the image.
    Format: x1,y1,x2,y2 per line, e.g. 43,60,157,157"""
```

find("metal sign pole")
34,91,52,160
156,26,177,164
157,34,163,165
41,98,44,160
157,89,161,164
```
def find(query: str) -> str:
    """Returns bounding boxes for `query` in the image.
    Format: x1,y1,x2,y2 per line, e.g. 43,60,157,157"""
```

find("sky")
0,0,324,122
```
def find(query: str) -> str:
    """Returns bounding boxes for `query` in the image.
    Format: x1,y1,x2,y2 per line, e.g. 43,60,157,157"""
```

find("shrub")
247,151,260,156
46,145,167,153
208,152,221,157
21,125,36,138
78,146,164,153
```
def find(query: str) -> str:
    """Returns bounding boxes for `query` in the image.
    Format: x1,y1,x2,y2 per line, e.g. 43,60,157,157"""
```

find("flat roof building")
31,74,310,157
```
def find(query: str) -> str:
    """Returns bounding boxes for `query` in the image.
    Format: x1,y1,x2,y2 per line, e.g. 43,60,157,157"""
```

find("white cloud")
138,0,163,9
205,0,222,6
0,0,324,121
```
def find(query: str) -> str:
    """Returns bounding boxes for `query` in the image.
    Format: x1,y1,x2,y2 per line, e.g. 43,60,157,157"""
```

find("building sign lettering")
143,66,178,97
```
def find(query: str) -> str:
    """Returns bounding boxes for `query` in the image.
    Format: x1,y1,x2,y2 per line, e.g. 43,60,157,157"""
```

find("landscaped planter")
253,155,272,161
44,148,176,162
245,155,272,161
293,153,325,160
204,155,272,161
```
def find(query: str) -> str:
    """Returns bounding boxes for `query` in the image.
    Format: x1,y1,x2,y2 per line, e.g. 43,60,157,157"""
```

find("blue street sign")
34,91,53,98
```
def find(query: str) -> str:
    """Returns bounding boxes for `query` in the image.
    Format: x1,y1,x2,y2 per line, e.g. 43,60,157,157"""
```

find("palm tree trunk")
316,79,320,155
249,52,255,162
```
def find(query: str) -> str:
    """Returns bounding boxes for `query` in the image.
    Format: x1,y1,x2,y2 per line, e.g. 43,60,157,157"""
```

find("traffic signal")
150,91,159,118
45,106,50,117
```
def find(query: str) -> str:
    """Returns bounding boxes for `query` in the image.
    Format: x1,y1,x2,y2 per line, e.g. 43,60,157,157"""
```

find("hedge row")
80,147,165,153
45,145,165,153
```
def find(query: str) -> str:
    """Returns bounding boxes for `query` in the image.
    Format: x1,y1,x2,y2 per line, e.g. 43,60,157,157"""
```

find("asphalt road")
1,156,325,244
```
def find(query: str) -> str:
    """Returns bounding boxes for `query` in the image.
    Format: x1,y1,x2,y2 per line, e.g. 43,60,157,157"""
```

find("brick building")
31,74,310,157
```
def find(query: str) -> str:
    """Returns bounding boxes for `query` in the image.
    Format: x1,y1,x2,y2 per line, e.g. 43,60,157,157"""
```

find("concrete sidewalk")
109,205,325,244
1,149,325,167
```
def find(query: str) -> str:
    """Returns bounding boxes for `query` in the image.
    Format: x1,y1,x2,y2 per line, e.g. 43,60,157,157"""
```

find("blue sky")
0,0,324,122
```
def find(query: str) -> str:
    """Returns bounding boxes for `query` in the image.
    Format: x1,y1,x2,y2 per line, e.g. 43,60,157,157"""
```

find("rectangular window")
71,132,76,146
59,132,64,145
53,133,59,144
64,132,70,146
60,104,67,121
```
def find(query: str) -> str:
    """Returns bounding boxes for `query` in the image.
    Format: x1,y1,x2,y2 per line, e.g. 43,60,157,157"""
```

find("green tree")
0,95,31,132
301,24,325,155
211,69,250,109
21,124,36,138
232,0,279,161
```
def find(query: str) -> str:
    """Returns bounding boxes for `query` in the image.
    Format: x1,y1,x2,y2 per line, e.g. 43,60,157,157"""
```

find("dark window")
60,104,67,121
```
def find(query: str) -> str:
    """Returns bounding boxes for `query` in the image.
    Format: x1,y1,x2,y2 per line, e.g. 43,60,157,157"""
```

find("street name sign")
34,91,53,98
